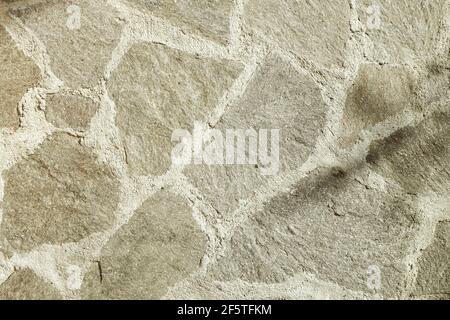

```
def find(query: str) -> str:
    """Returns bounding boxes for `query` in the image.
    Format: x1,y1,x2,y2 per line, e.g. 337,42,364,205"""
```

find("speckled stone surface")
0,0,448,300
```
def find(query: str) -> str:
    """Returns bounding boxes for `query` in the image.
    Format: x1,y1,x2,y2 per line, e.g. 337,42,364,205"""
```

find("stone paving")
0,0,448,299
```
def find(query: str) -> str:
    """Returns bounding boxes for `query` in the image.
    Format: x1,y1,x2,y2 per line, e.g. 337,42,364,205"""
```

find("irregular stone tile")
367,110,450,195
124,0,233,44
81,190,207,299
413,221,450,298
0,24,41,129
244,0,352,68
109,42,242,176
9,0,124,88
45,92,98,131
0,268,62,300
209,166,418,298
185,54,327,215
357,0,447,62
0,133,120,252
339,63,418,147
419,59,450,106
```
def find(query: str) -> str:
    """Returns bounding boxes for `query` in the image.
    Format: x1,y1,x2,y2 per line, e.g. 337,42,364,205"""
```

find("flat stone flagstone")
109,42,243,176
185,54,328,215
244,0,352,68
80,190,207,299
45,92,98,131
0,268,62,300
8,0,124,89
0,24,41,129
124,0,234,45
0,0,448,300
0,133,120,252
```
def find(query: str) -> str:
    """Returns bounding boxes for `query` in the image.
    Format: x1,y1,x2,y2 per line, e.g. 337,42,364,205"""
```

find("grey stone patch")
367,110,450,195
209,166,418,298
0,268,62,300
412,221,450,299
185,54,327,215
45,92,98,131
339,63,418,148
1,0,448,301
124,0,234,45
357,0,447,62
418,59,450,106
244,0,352,68
109,42,243,176
0,24,41,129
0,132,120,252
80,190,207,299
9,0,124,88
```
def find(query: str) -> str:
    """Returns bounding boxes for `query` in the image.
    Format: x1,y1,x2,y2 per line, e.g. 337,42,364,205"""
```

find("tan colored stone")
0,268,62,300
357,0,447,62
244,0,352,68
413,221,450,298
419,59,450,106
1,0,448,301
9,0,124,88
125,0,233,44
81,190,207,299
1,133,120,252
367,110,450,195
209,166,418,298
45,92,98,131
109,42,242,176
185,54,327,215
0,24,40,129
340,64,418,147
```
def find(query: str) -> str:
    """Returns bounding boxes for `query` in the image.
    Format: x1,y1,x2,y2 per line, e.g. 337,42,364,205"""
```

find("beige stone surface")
357,0,447,62
367,110,450,195
1,133,120,252
420,59,450,106
340,63,418,147
45,92,98,131
244,0,352,68
0,24,40,129
413,221,450,299
0,268,62,300
80,190,207,299
8,0,124,88
124,0,234,44
109,42,242,176
185,54,327,215
0,0,448,301
209,166,418,298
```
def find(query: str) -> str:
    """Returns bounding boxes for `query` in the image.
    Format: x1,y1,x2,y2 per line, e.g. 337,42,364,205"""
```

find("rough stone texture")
421,60,450,105
244,0,352,68
9,0,123,88
0,0,449,300
0,268,62,300
81,191,207,299
209,166,418,298
125,0,234,44
357,0,447,62
45,92,98,131
413,221,450,299
340,63,418,147
185,54,327,215
109,42,242,176
367,110,450,195
0,133,120,252
0,24,41,129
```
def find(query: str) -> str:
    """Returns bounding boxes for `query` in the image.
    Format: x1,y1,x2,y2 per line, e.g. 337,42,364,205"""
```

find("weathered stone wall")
0,0,448,299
